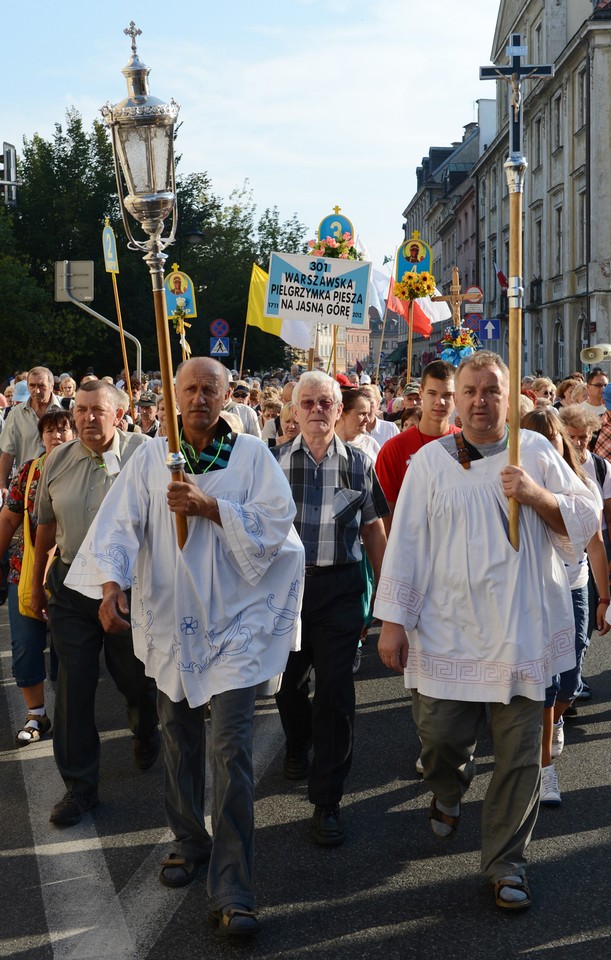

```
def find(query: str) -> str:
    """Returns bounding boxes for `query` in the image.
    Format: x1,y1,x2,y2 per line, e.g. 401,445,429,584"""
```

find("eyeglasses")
591,382,607,388
299,398,337,411
233,391,249,398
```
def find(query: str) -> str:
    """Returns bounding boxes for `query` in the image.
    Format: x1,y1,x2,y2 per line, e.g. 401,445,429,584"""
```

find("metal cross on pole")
480,33,554,550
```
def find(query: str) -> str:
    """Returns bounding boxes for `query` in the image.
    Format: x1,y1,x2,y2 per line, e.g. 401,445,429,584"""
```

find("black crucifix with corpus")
479,33,554,550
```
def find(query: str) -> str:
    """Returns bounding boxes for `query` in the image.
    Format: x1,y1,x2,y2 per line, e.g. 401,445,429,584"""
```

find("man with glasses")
580,368,608,417
272,371,388,846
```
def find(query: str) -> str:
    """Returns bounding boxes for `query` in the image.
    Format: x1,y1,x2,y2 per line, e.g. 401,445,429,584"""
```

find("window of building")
535,323,544,373
554,316,564,379
552,95,562,151
535,219,542,277
534,117,542,168
490,169,497,210
534,22,543,62
554,206,563,275
578,191,587,265
576,66,587,130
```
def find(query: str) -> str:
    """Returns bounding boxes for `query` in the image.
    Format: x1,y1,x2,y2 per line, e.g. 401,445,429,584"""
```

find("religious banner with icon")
317,205,355,244
395,231,433,279
164,263,198,360
164,263,198,319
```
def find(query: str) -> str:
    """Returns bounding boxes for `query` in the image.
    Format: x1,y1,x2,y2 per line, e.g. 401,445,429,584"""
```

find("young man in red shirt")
376,360,458,532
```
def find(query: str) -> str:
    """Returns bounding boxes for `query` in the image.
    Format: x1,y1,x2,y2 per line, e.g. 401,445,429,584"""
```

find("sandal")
209,906,260,938
428,796,460,838
494,875,532,911
16,713,52,746
159,854,203,888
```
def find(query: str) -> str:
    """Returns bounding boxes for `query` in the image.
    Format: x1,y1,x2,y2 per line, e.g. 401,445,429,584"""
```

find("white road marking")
0,626,284,959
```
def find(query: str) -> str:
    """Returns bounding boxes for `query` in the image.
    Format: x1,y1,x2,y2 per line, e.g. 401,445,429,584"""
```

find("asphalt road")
1,602,611,960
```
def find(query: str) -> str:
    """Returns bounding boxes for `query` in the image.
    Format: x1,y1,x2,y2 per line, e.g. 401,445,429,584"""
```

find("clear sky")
3,0,501,269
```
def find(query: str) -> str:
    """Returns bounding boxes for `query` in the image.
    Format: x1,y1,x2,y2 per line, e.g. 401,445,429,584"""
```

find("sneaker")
576,681,592,701
540,764,561,806
551,719,564,758
352,647,362,674
50,789,100,827
415,754,424,775
133,726,161,771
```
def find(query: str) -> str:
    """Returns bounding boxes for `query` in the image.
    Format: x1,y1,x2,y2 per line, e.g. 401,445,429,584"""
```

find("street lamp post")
102,21,187,547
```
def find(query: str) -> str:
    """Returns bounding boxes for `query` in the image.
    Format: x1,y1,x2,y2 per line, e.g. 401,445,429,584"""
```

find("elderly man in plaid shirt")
272,371,388,847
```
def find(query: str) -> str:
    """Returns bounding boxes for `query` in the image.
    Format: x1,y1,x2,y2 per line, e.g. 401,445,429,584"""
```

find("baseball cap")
13,381,31,403
403,383,420,396
138,391,158,407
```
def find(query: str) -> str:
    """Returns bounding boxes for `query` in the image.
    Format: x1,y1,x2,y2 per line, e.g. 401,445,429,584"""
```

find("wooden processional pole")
480,35,554,549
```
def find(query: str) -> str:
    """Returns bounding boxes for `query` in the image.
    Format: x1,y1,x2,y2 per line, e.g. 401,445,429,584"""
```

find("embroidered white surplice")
374,430,600,704
66,434,305,707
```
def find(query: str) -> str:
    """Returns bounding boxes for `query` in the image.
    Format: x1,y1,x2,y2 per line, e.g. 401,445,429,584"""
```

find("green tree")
2,110,309,379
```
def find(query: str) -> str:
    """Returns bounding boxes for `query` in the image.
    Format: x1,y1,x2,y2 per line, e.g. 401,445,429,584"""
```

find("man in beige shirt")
31,380,159,827
0,367,61,495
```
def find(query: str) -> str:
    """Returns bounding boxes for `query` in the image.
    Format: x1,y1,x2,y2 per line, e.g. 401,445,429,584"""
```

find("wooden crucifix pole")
481,34,554,549
431,265,475,325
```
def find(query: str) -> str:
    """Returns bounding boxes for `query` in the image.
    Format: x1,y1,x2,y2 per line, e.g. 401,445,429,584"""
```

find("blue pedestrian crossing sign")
480,318,501,341
210,337,229,356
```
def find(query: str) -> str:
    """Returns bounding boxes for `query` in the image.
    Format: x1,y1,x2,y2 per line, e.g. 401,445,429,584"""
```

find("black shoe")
283,747,310,780
50,789,99,827
311,804,345,847
134,726,161,771
576,681,592,701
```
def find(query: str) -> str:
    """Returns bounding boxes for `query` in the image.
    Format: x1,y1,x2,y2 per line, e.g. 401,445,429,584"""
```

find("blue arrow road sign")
480,318,500,341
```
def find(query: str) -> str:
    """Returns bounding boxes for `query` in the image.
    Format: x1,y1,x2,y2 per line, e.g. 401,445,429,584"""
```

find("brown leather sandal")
494,876,532,910
428,796,460,837
209,906,259,938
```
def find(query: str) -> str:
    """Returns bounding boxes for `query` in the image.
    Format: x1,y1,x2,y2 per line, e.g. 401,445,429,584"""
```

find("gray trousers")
157,685,257,911
411,692,543,882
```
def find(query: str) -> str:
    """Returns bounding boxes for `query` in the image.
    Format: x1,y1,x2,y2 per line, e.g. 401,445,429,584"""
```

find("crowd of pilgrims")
0,358,609,861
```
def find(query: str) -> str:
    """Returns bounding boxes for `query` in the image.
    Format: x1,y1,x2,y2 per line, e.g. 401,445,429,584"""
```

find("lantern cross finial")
124,21,142,56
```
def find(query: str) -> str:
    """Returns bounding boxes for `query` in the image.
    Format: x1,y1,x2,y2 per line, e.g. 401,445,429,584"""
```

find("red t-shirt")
375,424,460,505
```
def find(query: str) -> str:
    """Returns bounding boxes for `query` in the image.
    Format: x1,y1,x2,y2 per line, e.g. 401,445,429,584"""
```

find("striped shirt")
273,434,388,566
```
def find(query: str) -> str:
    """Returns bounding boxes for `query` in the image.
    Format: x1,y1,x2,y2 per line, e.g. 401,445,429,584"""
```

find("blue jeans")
158,685,257,912
8,582,56,687
545,584,588,708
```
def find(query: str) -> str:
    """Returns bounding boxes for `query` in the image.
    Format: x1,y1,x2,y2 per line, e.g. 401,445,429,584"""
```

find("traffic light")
1,142,17,206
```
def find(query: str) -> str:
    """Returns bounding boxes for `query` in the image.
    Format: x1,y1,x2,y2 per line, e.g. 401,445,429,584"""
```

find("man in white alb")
375,351,599,912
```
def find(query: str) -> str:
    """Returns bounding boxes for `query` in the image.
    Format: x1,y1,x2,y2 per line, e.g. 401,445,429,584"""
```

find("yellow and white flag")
246,264,312,349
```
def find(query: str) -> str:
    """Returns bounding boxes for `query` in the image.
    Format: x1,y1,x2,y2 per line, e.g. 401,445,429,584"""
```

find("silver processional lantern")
102,21,187,548
101,20,179,249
